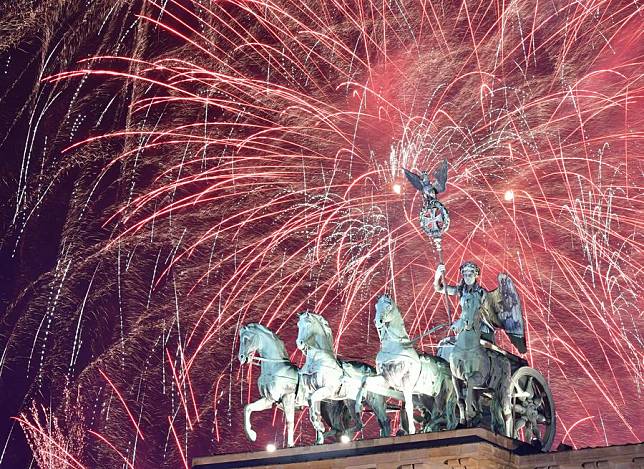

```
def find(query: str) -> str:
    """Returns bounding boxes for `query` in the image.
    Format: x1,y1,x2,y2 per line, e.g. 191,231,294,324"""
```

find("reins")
380,321,449,344
249,355,292,364
410,323,449,343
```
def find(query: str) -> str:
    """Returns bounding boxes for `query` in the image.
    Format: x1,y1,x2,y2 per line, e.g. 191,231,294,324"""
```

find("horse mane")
389,300,411,339
309,313,335,351
245,323,288,358
377,294,411,341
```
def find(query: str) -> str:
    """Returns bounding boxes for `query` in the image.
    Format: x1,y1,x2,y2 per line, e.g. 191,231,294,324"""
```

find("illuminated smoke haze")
0,1,642,467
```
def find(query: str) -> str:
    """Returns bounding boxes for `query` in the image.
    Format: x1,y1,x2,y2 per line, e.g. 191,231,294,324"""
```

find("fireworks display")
0,0,642,467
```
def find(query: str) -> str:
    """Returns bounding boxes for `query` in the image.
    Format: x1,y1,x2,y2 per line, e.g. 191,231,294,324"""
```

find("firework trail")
0,0,642,466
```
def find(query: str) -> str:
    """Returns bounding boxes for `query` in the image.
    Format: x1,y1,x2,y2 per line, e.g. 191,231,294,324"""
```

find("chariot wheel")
508,367,556,451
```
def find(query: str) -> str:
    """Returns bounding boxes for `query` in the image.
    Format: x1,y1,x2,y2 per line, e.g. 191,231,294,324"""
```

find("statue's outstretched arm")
434,264,457,295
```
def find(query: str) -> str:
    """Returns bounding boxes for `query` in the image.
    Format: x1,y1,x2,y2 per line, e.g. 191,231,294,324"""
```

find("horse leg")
399,404,409,436
428,390,445,432
320,401,349,441
444,378,458,430
465,377,477,426
375,394,391,437
365,392,391,437
403,388,416,434
354,376,368,425
501,367,513,438
487,395,498,434
244,397,273,442
343,398,359,436
355,375,395,432
309,387,333,444
452,374,466,426
282,393,296,447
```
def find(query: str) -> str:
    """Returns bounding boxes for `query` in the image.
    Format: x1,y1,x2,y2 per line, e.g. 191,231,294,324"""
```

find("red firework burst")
3,0,642,466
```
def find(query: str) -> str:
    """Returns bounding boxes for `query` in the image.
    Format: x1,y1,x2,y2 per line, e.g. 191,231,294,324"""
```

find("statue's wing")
403,168,425,192
432,159,449,193
483,273,526,353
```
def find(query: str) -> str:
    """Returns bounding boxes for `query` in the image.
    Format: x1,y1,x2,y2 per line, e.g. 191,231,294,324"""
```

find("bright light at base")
266,443,276,452
392,183,402,194
504,190,514,201
340,434,351,444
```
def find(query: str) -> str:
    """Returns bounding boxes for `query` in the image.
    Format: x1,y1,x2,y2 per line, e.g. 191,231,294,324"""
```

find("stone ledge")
193,428,532,468
192,428,643,469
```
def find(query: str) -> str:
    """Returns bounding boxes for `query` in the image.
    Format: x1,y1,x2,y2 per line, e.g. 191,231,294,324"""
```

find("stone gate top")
192,428,643,469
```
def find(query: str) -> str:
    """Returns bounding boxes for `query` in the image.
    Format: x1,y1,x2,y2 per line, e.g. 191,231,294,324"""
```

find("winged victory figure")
434,261,526,353
403,159,449,208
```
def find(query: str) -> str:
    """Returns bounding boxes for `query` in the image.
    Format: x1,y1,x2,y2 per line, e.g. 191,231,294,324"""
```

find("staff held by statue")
403,160,452,324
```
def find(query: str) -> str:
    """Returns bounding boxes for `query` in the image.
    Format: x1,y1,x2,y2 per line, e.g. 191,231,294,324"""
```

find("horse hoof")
246,429,257,442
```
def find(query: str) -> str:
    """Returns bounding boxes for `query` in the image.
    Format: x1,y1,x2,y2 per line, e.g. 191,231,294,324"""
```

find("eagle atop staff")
403,159,449,208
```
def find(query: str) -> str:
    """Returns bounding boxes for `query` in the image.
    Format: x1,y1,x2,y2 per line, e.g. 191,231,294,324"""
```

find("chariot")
438,337,556,451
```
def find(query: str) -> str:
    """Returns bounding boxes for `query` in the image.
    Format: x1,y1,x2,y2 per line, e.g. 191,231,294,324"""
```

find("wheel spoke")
508,368,555,451
513,389,530,400
526,377,535,399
